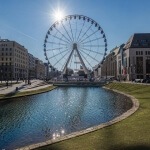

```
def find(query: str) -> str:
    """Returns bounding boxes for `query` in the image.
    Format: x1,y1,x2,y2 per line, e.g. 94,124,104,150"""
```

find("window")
145,51,147,55
133,43,139,47
136,51,138,55
2,58,3,61
10,53,11,56
141,39,147,43
10,63,11,66
6,48,8,51
148,51,150,55
141,51,143,55
6,58,7,61
10,48,12,51
142,43,148,46
10,58,11,61
6,53,7,56
2,48,4,51
2,53,3,56
6,63,7,66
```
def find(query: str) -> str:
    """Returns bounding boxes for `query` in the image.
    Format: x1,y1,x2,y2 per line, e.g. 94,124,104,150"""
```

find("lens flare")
53,9,65,21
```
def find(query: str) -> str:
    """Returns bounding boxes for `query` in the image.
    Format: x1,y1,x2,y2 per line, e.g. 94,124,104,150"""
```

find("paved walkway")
0,80,52,95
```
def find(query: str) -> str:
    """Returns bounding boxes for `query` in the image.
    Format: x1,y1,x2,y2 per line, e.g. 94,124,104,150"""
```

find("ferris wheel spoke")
75,20,78,42
49,49,69,59
79,51,93,68
76,20,85,42
69,20,74,42
47,41,67,46
81,47,104,55
83,45,105,47
79,30,99,43
77,24,93,43
81,37,103,44
46,47,68,51
62,23,73,42
53,26,71,42
79,48,99,63
50,34,69,44
53,50,70,67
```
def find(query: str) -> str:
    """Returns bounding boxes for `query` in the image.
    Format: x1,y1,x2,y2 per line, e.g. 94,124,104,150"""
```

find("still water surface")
0,87,132,149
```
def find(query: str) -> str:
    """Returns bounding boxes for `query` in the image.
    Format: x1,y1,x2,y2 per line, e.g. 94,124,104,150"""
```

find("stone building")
35,58,46,79
44,63,49,79
0,39,28,81
117,33,150,80
99,33,150,81
28,53,36,79
100,44,124,79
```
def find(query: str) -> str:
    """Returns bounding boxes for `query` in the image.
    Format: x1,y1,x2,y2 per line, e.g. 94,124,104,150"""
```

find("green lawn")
0,86,56,100
37,83,150,150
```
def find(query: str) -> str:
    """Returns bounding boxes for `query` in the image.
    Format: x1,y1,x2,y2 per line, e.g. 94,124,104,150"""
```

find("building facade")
0,39,28,81
100,45,123,79
28,53,36,79
117,33,150,80
100,33,150,81
35,58,46,79
44,63,49,79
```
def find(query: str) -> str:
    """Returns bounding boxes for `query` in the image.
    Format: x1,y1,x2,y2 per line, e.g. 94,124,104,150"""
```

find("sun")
53,9,65,21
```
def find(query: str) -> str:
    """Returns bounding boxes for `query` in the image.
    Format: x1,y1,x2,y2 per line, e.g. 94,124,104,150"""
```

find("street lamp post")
16,70,19,83
105,60,107,79
131,64,133,81
0,69,2,83
6,72,8,88
28,69,30,84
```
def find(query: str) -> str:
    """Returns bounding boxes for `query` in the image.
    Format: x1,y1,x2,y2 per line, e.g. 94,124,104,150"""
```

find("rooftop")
124,33,150,49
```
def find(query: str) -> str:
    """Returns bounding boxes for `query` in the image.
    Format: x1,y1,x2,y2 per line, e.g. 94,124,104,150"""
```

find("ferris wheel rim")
44,14,108,72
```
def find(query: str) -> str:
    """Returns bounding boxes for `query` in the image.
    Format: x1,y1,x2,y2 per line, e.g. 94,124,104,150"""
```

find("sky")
0,0,150,63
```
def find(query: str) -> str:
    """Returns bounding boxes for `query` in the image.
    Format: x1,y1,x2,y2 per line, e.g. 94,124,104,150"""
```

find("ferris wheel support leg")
75,48,90,77
62,49,74,75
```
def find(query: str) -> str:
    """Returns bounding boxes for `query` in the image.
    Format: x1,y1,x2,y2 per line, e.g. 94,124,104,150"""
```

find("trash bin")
16,87,18,91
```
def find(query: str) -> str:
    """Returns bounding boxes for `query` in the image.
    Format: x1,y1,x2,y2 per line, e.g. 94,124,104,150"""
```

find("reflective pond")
0,87,132,149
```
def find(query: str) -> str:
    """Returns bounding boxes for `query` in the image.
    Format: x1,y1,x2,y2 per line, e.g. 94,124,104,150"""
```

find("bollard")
16,87,18,91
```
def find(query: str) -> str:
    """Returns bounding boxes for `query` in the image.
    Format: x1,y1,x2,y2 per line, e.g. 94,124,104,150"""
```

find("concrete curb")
16,87,139,150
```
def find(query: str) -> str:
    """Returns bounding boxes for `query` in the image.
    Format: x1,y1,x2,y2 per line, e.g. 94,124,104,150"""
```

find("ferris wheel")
44,14,107,77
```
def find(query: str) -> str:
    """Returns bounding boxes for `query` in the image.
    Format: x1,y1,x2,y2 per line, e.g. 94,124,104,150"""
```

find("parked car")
134,79,141,83
142,78,150,83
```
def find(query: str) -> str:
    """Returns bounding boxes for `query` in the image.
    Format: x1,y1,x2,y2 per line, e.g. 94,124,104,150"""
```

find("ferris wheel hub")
73,43,77,50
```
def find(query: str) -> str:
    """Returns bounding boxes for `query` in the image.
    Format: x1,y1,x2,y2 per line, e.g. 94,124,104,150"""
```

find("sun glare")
53,10,65,21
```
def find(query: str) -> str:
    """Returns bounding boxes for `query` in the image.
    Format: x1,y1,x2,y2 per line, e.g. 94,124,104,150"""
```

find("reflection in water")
0,87,132,150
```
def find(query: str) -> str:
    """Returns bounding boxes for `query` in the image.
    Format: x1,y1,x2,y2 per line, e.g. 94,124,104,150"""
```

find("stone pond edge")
16,87,139,150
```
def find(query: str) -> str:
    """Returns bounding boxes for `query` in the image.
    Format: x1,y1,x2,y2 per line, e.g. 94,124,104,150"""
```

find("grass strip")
0,86,57,100
37,82,150,150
